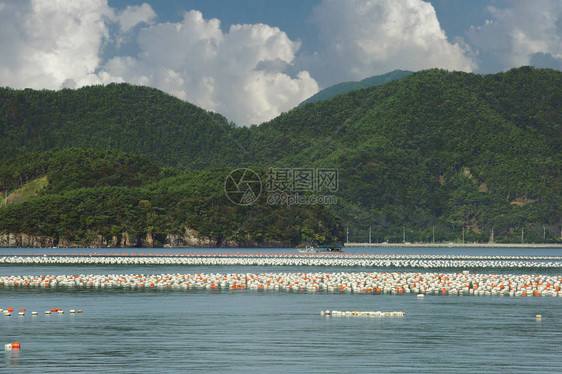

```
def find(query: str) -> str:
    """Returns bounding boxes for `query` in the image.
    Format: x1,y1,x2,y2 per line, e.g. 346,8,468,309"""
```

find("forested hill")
245,67,561,242
1,66,561,243
0,149,343,247
298,70,412,106
0,84,242,168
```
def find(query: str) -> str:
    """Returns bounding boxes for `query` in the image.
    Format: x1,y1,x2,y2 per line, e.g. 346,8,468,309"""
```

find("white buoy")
44,311,51,314
536,314,542,319
417,294,424,298
5,342,20,351
31,311,38,316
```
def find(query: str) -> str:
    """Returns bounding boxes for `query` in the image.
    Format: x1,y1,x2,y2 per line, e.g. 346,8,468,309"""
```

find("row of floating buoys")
1,271,561,297
321,310,405,317
3,252,562,260
0,254,561,268
2,307,82,316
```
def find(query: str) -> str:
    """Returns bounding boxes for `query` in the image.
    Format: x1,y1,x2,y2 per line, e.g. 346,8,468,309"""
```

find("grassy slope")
3,176,48,205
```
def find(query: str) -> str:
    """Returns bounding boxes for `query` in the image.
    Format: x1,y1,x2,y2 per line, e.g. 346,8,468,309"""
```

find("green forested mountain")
0,149,343,247
244,67,561,242
1,66,561,245
0,84,241,168
299,70,412,106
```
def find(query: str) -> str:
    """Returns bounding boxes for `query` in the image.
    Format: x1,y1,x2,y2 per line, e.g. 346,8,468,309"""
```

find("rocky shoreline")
0,228,284,248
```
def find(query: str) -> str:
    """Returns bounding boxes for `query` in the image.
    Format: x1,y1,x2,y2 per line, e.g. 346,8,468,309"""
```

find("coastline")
345,242,562,249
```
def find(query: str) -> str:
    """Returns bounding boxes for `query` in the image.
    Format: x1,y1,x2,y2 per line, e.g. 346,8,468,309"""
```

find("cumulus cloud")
467,0,562,70
116,3,156,33
0,2,317,126
0,0,117,89
102,11,318,125
307,0,476,85
0,0,487,126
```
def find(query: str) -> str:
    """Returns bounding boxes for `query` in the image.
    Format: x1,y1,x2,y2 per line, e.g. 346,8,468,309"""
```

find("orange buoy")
7,308,13,313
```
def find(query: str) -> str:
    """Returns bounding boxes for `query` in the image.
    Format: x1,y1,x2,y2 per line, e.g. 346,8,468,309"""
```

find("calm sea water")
1,247,562,373
1,246,562,256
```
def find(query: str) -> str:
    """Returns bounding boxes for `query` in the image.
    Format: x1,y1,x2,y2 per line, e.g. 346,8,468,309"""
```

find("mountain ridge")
298,70,412,106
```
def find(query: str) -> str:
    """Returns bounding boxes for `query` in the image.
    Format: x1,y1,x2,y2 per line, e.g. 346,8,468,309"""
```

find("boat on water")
297,245,343,253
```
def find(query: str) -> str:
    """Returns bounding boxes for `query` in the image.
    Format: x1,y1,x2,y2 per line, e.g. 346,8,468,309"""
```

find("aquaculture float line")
1,255,561,268
321,310,405,317
1,271,561,297
2,253,562,260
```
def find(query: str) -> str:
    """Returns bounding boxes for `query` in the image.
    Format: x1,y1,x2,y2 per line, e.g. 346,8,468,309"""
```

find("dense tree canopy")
1,66,560,244
0,149,343,246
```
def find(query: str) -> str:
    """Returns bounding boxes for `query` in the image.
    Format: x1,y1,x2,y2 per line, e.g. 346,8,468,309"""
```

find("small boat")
297,245,343,253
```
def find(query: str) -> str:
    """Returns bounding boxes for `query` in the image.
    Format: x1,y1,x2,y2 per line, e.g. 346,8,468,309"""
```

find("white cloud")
0,0,486,126
0,0,115,89
467,0,562,70
117,3,156,33
307,0,476,85
102,11,318,125
0,2,317,126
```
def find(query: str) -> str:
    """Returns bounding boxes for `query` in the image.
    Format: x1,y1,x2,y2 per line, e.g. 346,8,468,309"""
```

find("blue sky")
1,0,561,125
105,0,519,75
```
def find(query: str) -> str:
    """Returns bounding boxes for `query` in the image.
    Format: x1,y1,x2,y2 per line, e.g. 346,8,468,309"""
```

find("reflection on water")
5,351,20,366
